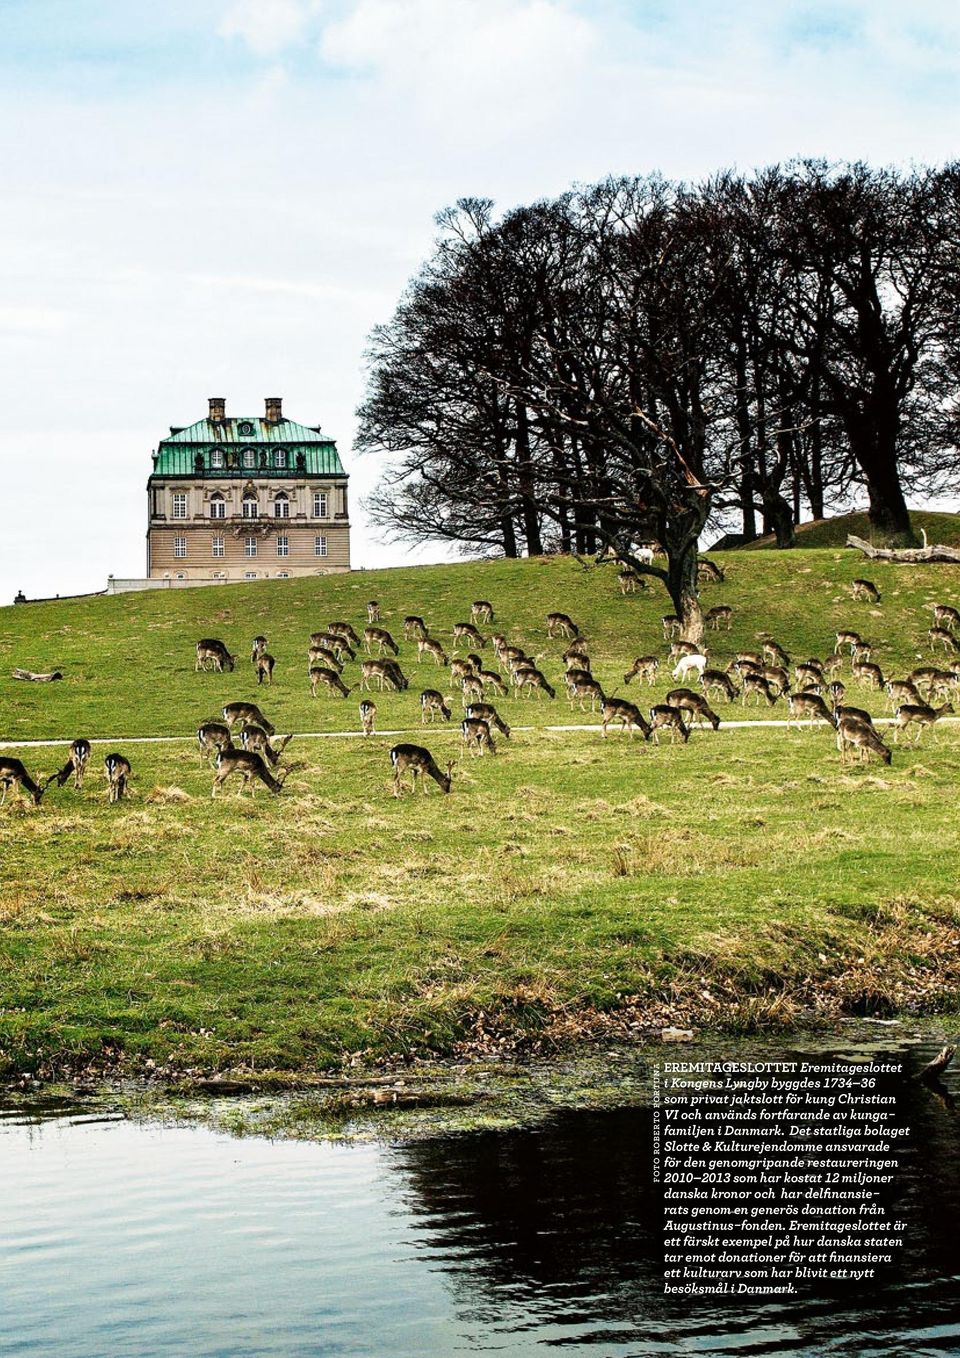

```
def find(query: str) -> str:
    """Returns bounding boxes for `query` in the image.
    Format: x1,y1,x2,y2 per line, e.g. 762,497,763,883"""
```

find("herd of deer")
4,571,958,807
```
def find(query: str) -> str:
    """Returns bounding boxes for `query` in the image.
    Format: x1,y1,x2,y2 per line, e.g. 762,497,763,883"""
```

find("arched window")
209,494,225,520
242,490,258,519
242,447,256,469
273,492,290,519
274,449,287,469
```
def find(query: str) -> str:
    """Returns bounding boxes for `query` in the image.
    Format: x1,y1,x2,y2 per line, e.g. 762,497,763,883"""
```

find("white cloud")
219,0,311,57
321,0,598,138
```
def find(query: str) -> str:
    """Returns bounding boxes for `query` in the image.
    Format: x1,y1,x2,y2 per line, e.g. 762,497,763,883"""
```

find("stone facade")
146,397,350,582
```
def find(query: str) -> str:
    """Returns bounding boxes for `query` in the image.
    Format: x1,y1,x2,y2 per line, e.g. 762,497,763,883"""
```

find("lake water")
2,1052,959,1356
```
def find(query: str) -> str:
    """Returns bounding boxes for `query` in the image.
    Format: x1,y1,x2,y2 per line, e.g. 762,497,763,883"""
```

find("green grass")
2,551,959,1079
741,508,960,550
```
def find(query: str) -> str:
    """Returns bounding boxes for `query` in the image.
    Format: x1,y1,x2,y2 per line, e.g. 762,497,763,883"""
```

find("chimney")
265,396,283,423
209,397,226,422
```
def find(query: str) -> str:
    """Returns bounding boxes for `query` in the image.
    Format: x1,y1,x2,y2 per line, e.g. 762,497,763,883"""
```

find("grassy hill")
741,508,960,550
2,551,960,1082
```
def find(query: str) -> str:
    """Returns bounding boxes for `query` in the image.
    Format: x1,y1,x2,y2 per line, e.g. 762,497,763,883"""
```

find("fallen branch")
846,534,960,564
11,668,64,682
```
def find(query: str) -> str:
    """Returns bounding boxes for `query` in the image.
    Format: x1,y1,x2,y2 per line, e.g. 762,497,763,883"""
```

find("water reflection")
1,1047,959,1356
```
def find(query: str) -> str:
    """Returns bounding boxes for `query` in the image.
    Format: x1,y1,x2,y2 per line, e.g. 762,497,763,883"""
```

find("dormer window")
239,421,254,436
210,449,224,469
242,448,256,469
274,449,287,469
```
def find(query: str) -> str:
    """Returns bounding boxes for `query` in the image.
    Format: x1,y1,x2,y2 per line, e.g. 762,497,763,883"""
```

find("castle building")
146,397,350,582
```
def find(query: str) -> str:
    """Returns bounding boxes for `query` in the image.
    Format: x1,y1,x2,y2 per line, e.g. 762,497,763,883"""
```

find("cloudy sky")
2,0,959,602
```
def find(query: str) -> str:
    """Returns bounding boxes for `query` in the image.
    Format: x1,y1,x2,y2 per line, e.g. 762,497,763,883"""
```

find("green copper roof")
151,416,346,478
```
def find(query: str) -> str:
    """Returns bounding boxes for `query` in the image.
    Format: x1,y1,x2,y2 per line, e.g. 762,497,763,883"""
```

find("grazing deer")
0,757,48,807
932,603,960,630
104,753,132,803
566,675,604,711
358,660,396,692
929,626,959,654
886,679,923,711
649,704,690,743
624,656,660,686
461,717,496,756
197,722,233,765
476,666,508,696
465,702,511,739
367,601,381,623
311,631,355,661
636,544,656,565
359,699,377,735
420,689,450,722
240,726,293,765
251,635,268,661
836,715,891,765
893,701,954,743
460,676,484,708
928,669,960,702
672,653,708,682
196,639,236,673
514,666,556,700
254,652,275,685
822,652,845,678
795,661,824,689
787,692,836,729
562,652,591,677
451,657,478,683
617,569,642,595
453,622,486,650
417,636,449,666
827,681,846,707
561,638,590,663
381,660,409,691
735,650,764,670
760,665,790,695
364,626,400,656
852,660,884,690
706,605,733,630
389,744,454,796
212,748,288,796
600,697,652,739
666,688,720,730
700,668,738,702
851,643,874,667
670,640,700,659
742,673,779,707
308,644,343,672
836,629,862,653
762,640,789,668
223,702,275,735
403,615,428,640
310,666,354,698
328,621,360,646
546,612,578,639
852,579,882,603
834,703,876,729
661,614,681,638
697,558,725,583
471,601,494,623
53,738,92,790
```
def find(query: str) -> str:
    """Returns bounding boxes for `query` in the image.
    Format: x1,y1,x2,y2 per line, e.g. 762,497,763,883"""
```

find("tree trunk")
514,401,543,555
664,536,704,645
863,466,915,545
